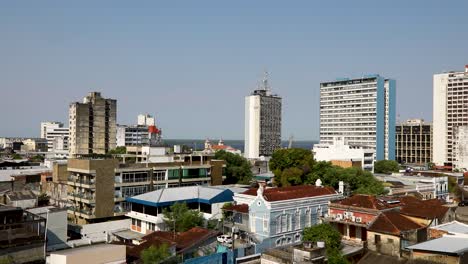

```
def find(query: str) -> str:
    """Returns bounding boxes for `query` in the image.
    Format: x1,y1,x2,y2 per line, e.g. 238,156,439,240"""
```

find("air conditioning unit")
356,217,362,223
336,214,343,220
351,216,356,222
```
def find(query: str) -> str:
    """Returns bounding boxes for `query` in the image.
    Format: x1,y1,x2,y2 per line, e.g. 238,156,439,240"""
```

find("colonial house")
326,194,400,245
367,211,427,258
223,181,341,253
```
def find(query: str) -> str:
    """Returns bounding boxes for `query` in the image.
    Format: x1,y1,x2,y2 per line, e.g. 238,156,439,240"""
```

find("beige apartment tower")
69,92,117,157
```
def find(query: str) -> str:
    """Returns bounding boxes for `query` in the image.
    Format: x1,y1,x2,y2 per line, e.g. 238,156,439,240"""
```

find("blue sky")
1,1,467,140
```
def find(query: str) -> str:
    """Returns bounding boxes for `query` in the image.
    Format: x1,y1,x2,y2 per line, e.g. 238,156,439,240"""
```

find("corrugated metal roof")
407,236,468,254
432,221,468,234
127,186,233,206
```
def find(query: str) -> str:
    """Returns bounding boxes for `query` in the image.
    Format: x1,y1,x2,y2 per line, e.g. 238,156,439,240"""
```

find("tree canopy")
214,150,253,184
141,244,171,264
374,160,400,174
269,149,385,195
303,223,348,264
269,148,315,187
107,146,127,155
162,202,203,232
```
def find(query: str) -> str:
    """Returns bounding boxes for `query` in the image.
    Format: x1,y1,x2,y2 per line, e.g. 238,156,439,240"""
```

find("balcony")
68,192,96,204
126,211,164,224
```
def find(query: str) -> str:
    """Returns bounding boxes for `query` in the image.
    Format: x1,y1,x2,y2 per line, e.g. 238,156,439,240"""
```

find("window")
136,219,141,227
387,238,394,244
295,210,301,230
251,213,256,233
263,216,269,232
375,234,381,244
281,215,288,233
305,209,311,227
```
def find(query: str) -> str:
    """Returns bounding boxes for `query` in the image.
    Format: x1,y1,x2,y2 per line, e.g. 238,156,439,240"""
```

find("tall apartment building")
453,126,468,170
66,153,225,224
245,73,282,159
433,65,468,166
69,92,117,157
320,75,396,160
40,122,69,152
395,119,432,165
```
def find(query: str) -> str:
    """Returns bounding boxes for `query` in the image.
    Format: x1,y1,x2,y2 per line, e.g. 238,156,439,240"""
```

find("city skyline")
1,1,468,140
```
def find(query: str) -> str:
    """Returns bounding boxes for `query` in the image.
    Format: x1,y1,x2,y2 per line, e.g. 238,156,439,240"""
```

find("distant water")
163,139,318,152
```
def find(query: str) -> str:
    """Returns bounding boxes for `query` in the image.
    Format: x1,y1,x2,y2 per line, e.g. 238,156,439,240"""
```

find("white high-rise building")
244,73,282,159
319,75,396,160
137,114,155,126
40,122,69,152
433,65,468,166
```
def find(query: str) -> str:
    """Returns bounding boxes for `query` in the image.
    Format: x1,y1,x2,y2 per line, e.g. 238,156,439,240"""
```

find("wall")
53,163,68,182
210,160,224,185
50,244,125,264
432,73,448,166
0,243,45,264
367,231,401,257
411,251,460,264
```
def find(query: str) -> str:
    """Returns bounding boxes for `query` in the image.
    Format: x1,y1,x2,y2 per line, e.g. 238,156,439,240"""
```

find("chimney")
465,65,468,73
338,181,344,194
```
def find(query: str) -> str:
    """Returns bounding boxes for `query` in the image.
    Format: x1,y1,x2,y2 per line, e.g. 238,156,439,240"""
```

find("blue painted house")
224,182,341,253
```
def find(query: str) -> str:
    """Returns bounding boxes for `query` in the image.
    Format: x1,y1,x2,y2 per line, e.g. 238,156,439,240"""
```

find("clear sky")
1,1,467,140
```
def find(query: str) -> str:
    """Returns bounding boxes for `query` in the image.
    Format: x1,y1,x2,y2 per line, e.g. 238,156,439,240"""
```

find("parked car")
217,235,232,244
459,200,468,207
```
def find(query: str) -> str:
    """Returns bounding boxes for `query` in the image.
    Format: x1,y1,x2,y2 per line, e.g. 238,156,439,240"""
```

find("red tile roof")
144,227,219,253
224,204,249,213
368,211,425,235
122,227,219,259
242,185,336,201
393,196,449,220
333,195,399,210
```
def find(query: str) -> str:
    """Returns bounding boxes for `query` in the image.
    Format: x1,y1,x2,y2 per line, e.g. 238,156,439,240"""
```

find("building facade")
224,183,341,253
68,92,117,157
244,74,282,159
453,126,468,170
67,154,225,224
137,114,155,126
395,119,432,165
433,65,468,166
319,75,396,160
40,122,69,152
313,137,375,171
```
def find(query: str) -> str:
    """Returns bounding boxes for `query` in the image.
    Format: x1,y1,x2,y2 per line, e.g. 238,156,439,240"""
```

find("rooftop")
242,185,337,202
224,204,249,213
332,195,399,211
126,185,234,207
368,211,425,235
430,221,468,235
407,236,468,255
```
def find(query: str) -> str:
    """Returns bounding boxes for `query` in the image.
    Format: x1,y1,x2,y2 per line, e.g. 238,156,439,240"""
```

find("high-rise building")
395,119,432,165
68,92,117,157
40,122,69,152
453,126,468,170
433,65,468,166
319,75,396,160
244,73,282,159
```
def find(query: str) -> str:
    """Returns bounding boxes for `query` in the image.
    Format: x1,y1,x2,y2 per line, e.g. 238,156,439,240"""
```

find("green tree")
11,153,22,160
214,150,253,184
303,223,348,264
269,148,315,186
163,202,203,232
29,154,44,162
141,244,171,264
374,160,400,174
107,146,127,155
